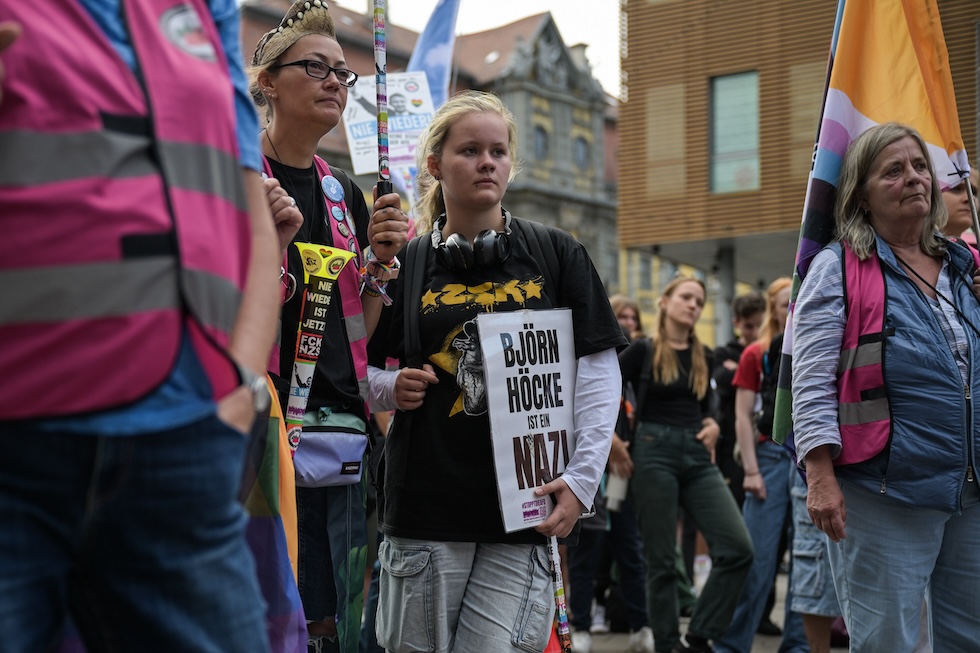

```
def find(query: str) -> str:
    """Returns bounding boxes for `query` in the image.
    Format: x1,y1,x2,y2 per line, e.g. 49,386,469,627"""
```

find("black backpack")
755,333,783,438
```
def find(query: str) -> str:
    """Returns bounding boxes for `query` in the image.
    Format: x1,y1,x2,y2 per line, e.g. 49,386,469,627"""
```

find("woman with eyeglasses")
249,2,409,651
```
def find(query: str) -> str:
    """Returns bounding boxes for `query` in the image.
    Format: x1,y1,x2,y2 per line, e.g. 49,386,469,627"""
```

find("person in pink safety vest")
0,1,294,651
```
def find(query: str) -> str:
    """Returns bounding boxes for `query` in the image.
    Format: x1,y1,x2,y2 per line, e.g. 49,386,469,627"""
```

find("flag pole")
547,534,572,653
524,434,572,653
373,0,392,199
965,172,980,241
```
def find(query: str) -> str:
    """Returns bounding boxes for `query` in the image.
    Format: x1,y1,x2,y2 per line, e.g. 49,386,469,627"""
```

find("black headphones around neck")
430,209,513,271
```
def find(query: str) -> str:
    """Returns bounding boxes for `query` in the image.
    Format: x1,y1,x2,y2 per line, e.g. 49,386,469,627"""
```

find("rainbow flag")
772,0,969,448
242,377,306,652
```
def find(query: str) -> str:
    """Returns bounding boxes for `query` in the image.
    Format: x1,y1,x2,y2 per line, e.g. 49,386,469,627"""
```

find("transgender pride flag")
772,0,969,448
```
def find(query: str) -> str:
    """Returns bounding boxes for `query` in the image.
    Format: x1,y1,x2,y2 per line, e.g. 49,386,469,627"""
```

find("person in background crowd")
714,278,809,653
569,295,654,653
711,292,766,508
621,277,754,653
249,2,409,651
942,167,978,239
611,294,645,341
610,293,699,625
0,2,284,651
367,90,626,653
793,122,980,652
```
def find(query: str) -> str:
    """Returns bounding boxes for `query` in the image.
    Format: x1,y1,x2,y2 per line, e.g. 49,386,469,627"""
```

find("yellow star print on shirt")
428,325,468,417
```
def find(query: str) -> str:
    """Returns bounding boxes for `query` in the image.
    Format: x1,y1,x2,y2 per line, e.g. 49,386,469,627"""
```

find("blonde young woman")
367,91,626,652
620,277,753,653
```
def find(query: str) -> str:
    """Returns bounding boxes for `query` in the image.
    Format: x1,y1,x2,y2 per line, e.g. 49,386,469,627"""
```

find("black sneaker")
756,617,783,636
672,633,714,653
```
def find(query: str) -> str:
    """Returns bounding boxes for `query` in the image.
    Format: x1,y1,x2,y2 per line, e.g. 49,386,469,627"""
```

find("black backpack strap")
332,167,355,209
513,218,561,304
403,234,429,369
757,333,784,438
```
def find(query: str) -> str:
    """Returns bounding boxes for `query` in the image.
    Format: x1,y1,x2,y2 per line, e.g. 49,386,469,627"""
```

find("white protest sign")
477,309,577,533
342,71,435,176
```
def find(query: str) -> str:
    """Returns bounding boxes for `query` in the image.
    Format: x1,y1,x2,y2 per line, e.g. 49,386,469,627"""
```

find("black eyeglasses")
270,60,358,87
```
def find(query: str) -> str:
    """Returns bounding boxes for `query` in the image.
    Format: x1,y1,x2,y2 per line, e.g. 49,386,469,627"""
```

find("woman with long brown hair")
620,277,753,653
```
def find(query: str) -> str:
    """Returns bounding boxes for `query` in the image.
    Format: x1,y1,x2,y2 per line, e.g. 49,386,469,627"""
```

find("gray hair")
834,122,947,259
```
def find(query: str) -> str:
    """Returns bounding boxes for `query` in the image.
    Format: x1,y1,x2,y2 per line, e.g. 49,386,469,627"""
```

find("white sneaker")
589,604,609,633
693,554,712,596
571,630,593,653
628,626,655,653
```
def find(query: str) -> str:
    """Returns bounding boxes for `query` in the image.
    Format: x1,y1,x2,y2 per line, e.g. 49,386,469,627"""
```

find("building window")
574,136,590,170
534,126,550,160
658,261,676,292
710,71,759,193
639,255,652,290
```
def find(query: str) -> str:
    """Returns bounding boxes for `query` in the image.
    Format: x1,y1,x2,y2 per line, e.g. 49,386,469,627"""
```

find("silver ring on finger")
289,196,296,207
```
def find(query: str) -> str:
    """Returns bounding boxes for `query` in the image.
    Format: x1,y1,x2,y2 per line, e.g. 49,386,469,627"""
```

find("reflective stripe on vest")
0,0,247,419
0,131,245,211
836,243,892,465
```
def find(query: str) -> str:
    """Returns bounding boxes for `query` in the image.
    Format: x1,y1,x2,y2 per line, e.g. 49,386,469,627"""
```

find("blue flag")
407,0,461,109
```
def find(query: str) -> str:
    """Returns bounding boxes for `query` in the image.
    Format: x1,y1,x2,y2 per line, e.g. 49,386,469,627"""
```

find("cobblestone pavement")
586,572,848,652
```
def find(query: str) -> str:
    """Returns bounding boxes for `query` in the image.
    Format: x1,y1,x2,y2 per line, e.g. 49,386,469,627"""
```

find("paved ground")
585,572,848,652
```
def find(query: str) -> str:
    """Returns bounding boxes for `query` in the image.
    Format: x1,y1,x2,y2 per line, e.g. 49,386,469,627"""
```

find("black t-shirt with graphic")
269,158,370,417
368,219,626,544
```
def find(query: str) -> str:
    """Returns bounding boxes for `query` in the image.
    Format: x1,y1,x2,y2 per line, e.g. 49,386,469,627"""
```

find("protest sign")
343,71,434,178
477,309,577,533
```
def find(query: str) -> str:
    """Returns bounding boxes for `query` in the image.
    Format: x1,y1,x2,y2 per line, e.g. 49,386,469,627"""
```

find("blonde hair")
247,0,337,123
414,91,521,234
652,277,709,399
758,277,791,350
609,294,643,337
835,122,947,260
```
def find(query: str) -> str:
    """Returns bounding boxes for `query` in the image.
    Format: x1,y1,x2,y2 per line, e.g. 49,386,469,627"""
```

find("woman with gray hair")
791,122,980,652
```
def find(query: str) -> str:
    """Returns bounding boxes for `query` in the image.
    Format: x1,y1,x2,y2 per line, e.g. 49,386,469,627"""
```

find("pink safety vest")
837,243,891,465
265,156,370,415
0,1,249,420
